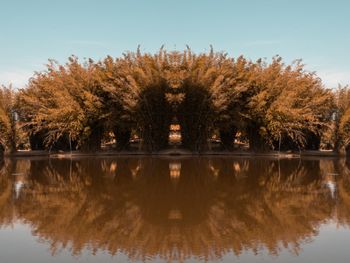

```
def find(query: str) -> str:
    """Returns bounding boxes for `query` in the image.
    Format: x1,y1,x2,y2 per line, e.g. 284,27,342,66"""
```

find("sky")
1,0,350,88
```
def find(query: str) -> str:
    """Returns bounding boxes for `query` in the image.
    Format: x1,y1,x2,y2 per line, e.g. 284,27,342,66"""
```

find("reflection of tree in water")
333,159,350,226
0,157,348,261
0,159,13,225
208,158,333,256
0,159,30,226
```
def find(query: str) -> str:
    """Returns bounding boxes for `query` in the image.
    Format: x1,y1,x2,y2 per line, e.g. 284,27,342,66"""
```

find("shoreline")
3,149,341,159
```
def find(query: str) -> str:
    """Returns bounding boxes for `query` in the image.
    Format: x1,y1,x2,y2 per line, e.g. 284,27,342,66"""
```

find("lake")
0,156,350,262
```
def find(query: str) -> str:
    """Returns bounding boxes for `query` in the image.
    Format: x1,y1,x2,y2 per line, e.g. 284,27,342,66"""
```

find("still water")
0,157,350,263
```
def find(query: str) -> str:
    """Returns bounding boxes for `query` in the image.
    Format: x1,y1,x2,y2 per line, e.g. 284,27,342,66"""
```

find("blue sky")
1,0,349,87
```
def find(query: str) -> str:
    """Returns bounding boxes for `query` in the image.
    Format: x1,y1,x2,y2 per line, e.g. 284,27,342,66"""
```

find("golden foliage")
0,85,18,152
1,48,348,151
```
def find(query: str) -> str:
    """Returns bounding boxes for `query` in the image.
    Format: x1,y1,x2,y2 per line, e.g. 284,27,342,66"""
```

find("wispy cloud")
0,70,33,88
315,69,350,88
68,40,109,48
246,40,281,46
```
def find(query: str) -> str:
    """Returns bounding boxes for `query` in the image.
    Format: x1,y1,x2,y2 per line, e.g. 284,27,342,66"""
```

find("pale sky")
1,0,349,88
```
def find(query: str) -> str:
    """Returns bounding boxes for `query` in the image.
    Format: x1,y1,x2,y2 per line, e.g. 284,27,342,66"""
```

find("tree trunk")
247,125,270,152
29,131,46,150
139,83,172,152
177,82,211,152
333,121,342,153
8,138,16,153
51,134,77,151
345,144,350,157
303,130,321,150
219,126,237,150
180,118,209,152
0,143,4,159
81,126,103,152
8,119,17,153
113,127,131,150
272,134,299,151
142,124,170,152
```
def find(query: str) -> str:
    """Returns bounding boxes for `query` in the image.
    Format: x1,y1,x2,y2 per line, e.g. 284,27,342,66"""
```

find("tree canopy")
0,85,17,152
0,48,348,153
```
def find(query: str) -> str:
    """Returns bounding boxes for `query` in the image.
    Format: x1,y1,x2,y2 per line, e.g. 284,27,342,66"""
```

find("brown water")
0,157,350,262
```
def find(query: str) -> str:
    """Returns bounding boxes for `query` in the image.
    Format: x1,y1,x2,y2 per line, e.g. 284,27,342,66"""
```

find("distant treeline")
0,48,350,154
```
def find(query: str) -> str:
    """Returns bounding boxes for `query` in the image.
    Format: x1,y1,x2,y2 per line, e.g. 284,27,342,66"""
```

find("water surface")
0,157,350,262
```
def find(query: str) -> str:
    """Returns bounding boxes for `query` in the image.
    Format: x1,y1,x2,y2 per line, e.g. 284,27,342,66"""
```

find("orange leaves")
8,47,343,151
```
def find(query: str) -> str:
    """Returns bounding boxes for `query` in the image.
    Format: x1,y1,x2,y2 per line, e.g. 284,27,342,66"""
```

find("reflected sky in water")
1,157,350,263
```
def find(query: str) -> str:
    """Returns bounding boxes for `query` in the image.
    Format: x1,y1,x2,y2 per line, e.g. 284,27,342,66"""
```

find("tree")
10,48,339,153
111,49,173,151
215,56,257,149
177,48,230,151
95,56,133,150
18,57,106,151
0,85,18,153
228,57,334,151
331,86,350,154
264,60,333,151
